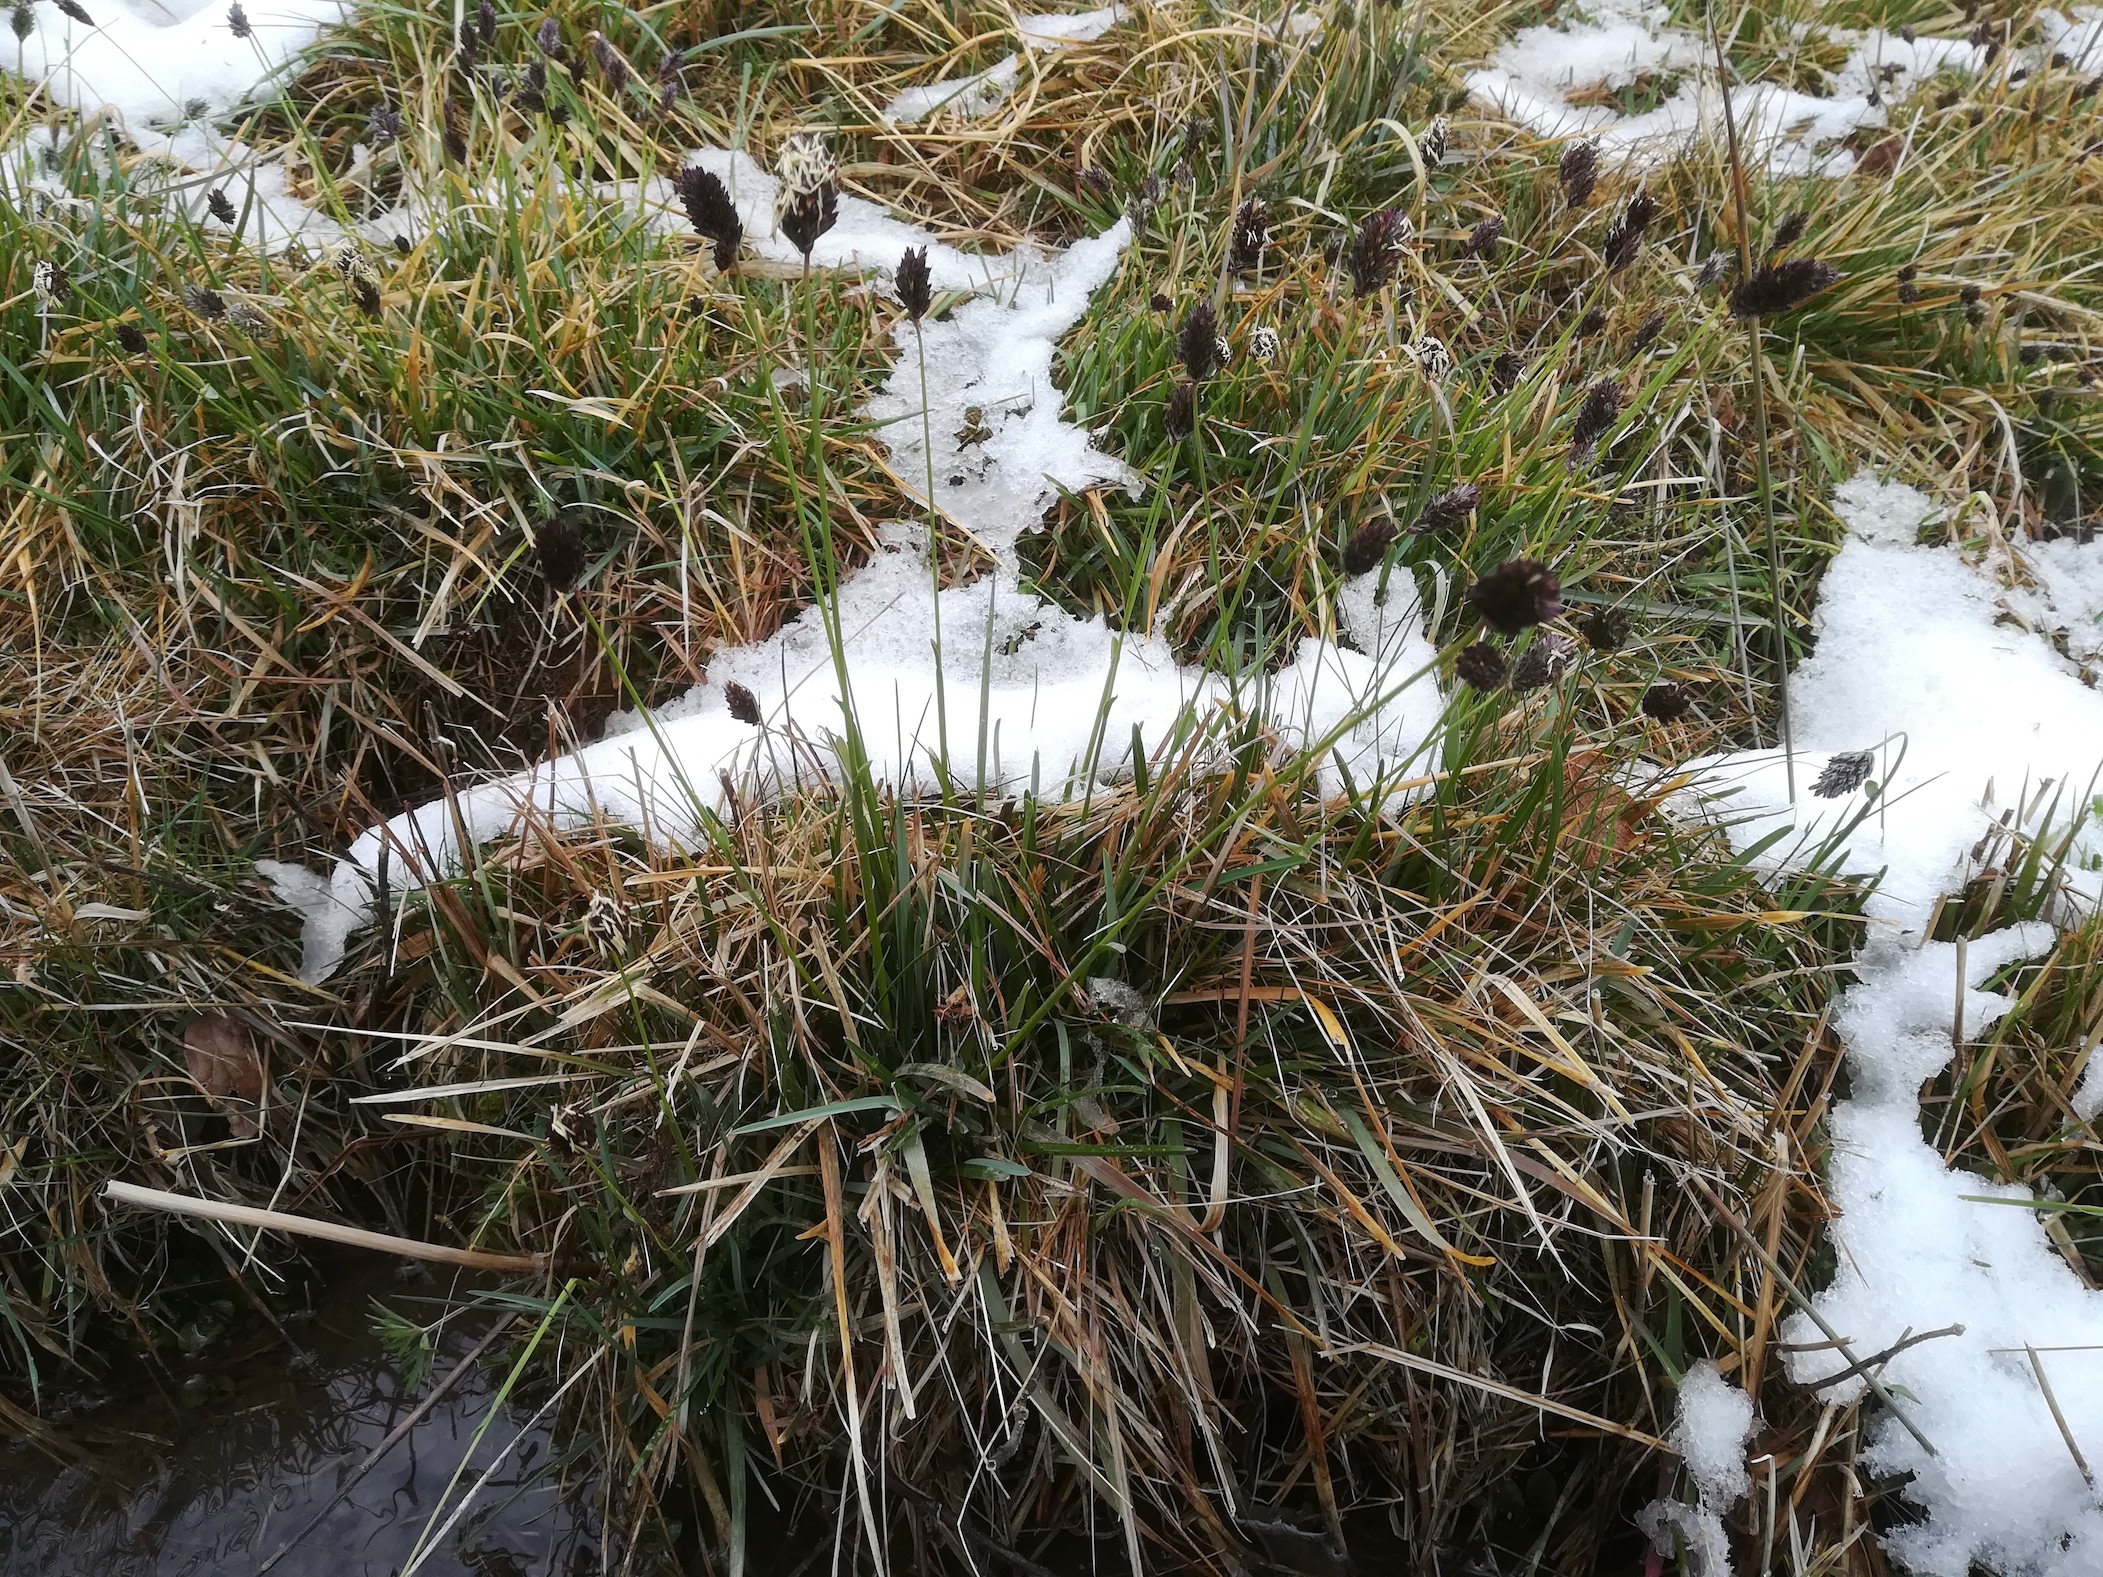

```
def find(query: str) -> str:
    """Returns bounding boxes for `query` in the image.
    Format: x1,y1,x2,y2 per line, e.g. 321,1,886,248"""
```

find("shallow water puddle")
0,1270,596,1576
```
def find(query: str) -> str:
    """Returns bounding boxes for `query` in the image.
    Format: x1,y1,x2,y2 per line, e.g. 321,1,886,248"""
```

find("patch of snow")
1785,925,2103,1577
2039,7,2103,73
1637,1362,1753,1576
2007,534,2103,668
1674,1361,1756,1504
861,232,1141,558
270,198,1445,982
621,147,1012,296
1681,472,2103,936
882,59,1025,125
879,4,1124,125
2077,1046,2103,1122
1674,470,2103,1577
1635,1499,1733,1576
1464,0,1990,175
13,0,347,149
616,148,1142,553
1012,6,1124,48
7,0,361,251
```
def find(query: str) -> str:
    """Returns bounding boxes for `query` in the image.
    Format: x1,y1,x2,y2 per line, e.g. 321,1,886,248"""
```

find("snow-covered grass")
4,0,2103,1571
1681,472,2103,1575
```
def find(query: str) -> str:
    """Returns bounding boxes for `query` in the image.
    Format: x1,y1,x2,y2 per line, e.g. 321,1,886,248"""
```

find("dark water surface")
0,1267,598,1577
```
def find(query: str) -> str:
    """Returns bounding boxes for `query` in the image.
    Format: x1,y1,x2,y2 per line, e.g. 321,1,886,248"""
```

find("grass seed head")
1455,641,1507,690
1578,606,1631,652
1178,299,1221,380
1897,263,1920,303
54,0,91,23
723,681,762,727
1410,482,1480,535
1602,189,1659,272
1559,139,1598,206
10,2,32,39
225,297,271,334
1420,113,1450,167
184,283,226,320
547,1100,598,1156
535,14,561,53
1164,378,1197,438
1510,630,1577,691
583,890,632,959
1128,172,1165,227
114,322,148,354
1771,210,1808,252
1342,517,1399,575
1406,335,1453,379
1488,349,1525,393
1730,258,1839,318
1348,207,1410,297
207,187,236,224
1575,305,1607,338
1460,213,1504,258
31,259,67,308
368,101,403,143
1471,557,1562,633
657,46,683,107
775,133,839,261
227,0,249,36
1248,324,1281,362
676,166,743,273
1640,681,1692,722
779,188,838,262
895,245,932,321
589,32,628,93
476,0,494,45
1570,376,1623,458
1630,310,1667,352
1811,750,1876,798
1229,198,1269,275
537,514,588,591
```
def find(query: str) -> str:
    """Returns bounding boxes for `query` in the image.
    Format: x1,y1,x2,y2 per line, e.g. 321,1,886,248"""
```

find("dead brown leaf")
1856,136,1903,176
183,1013,264,1106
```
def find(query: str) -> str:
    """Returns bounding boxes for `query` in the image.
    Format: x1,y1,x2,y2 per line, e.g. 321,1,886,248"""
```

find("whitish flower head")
775,131,835,203
1405,335,1453,380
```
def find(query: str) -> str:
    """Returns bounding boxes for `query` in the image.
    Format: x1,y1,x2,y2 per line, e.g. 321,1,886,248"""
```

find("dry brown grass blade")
100,1182,546,1271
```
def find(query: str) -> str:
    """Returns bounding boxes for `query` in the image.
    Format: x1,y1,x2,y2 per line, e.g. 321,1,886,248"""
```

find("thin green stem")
1709,5,1796,802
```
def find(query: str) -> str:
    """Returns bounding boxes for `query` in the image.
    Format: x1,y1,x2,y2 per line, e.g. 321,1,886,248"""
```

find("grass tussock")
3,0,2101,1569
